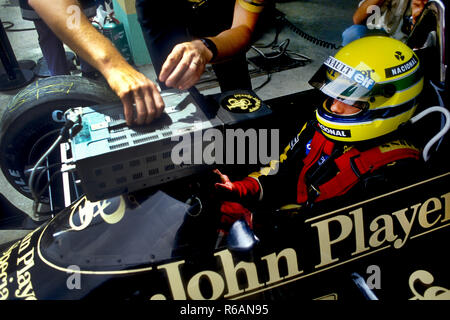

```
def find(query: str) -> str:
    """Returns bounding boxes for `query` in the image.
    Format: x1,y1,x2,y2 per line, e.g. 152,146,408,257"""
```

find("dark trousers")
135,0,252,92
34,20,96,76
34,20,70,76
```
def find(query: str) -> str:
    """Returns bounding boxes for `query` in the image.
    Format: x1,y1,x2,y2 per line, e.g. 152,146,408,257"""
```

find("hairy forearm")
353,0,385,24
28,0,127,76
209,25,252,62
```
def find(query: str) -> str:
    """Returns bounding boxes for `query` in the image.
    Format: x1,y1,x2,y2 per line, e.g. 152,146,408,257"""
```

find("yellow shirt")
238,0,266,13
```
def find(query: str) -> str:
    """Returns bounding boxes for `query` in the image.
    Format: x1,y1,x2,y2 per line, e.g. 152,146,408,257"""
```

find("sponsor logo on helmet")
324,56,375,90
394,51,405,61
385,56,418,78
325,56,354,78
318,123,351,138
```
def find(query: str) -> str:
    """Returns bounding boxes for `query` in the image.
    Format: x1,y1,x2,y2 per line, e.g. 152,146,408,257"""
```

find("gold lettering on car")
147,180,450,300
15,248,37,300
69,195,126,231
152,247,303,300
310,191,450,269
0,241,21,300
409,270,450,300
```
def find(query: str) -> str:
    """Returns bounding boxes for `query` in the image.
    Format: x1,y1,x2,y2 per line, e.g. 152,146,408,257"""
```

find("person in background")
411,0,429,24
136,0,265,92
19,0,102,77
341,0,428,45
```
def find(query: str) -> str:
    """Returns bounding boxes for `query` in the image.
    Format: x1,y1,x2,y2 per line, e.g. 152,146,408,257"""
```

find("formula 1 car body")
1,163,449,301
0,0,448,301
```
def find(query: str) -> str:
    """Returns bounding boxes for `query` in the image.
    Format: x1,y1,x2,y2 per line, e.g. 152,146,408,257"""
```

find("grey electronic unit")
65,89,272,201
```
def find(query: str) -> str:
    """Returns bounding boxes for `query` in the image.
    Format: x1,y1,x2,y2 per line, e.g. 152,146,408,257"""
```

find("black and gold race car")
0,0,448,302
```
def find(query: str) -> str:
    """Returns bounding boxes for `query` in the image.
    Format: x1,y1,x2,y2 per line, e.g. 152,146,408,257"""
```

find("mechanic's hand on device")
27,0,165,127
159,39,213,90
104,60,165,126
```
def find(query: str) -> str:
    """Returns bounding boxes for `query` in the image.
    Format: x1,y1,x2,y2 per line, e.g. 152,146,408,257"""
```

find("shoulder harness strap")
296,129,335,203
297,135,420,204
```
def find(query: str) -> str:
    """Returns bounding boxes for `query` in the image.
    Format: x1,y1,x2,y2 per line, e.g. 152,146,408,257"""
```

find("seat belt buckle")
307,184,321,200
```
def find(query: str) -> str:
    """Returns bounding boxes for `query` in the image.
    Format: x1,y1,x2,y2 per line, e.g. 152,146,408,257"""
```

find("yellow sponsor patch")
379,140,419,153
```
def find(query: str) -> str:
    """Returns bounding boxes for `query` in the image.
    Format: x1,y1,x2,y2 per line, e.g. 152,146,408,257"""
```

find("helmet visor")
309,56,378,107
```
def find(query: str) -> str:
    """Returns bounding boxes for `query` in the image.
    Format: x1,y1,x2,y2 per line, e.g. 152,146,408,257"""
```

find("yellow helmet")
309,36,423,142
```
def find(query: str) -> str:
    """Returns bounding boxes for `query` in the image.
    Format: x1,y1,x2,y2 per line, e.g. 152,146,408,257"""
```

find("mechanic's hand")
104,61,165,126
159,39,213,90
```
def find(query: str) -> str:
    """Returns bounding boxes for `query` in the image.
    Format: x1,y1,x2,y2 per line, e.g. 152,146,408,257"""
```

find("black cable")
32,162,63,196
251,39,290,60
252,39,312,62
28,129,61,164
250,35,311,92
36,169,63,200
280,16,341,50
2,21,36,32
28,118,77,217
29,134,63,217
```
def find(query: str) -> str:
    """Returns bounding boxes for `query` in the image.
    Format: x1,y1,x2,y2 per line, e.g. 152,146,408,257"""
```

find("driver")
214,35,424,232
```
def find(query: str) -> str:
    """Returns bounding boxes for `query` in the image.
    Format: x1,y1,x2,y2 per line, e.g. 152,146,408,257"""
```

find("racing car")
0,0,448,301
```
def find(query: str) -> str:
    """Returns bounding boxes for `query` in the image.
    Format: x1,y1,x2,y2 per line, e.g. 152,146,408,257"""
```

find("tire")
0,75,119,199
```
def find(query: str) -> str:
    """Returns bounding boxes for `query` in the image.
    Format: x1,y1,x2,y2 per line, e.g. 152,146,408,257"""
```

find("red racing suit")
246,120,421,209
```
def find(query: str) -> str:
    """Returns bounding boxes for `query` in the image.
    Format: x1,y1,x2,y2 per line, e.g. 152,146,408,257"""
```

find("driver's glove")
213,169,260,201
219,201,253,233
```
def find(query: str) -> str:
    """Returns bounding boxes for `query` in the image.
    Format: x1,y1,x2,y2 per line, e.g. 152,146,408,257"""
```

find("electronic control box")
66,89,272,201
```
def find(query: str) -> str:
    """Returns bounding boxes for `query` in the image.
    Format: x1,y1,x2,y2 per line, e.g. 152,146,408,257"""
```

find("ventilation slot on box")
110,114,124,121
109,142,129,150
110,126,128,133
108,135,127,143
133,135,158,145
133,172,143,180
148,168,159,176
130,129,155,137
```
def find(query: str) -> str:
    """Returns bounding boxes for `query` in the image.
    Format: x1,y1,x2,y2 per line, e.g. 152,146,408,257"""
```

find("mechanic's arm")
28,0,164,126
159,0,261,90
353,0,385,25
